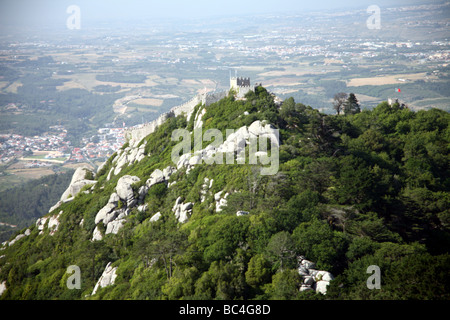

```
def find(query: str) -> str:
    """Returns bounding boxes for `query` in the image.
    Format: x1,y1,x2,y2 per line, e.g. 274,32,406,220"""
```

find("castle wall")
236,86,252,99
230,77,252,99
205,91,227,106
124,91,227,148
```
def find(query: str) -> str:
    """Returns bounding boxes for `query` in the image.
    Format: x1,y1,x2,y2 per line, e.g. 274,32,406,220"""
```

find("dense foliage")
1,88,449,300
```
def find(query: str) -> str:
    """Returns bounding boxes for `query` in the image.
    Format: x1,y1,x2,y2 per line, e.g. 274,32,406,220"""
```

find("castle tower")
230,77,238,91
230,73,252,98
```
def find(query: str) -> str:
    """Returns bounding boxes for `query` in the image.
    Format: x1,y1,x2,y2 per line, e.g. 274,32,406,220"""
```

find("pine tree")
343,93,360,115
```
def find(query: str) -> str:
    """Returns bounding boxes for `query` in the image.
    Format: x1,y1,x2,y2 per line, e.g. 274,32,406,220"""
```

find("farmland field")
347,73,434,87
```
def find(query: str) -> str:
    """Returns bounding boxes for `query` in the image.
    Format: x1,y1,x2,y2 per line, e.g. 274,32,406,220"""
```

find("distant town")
0,124,125,167
0,1,448,190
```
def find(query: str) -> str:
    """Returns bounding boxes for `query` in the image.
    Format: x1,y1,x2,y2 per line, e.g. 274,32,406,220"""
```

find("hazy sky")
0,0,442,29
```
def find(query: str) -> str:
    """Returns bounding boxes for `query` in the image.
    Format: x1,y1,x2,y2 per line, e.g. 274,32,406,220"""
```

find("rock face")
60,166,96,201
297,256,334,295
92,226,103,241
92,262,118,295
0,281,6,297
95,202,117,225
35,211,63,236
215,191,229,212
36,217,48,233
108,142,147,181
194,107,206,129
92,167,176,241
200,177,213,203
105,219,125,235
48,201,63,214
4,228,31,247
248,121,279,147
150,212,161,222
172,197,193,223
48,211,62,236
93,202,130,241
116,175,141,207
175,120,280,174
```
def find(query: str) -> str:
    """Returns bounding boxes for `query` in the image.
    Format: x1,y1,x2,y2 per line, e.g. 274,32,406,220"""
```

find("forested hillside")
0,87,448,300
0,170,74,242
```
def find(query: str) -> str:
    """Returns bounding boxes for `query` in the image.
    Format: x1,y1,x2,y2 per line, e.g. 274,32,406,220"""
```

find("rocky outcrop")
194,107,206,129
248,120,279,147
297,256,334,295
108,142,147,180
60,166,96,201
36,210,63,236
92,226,102,241
105,219,126,235
116,175,141,207
150,212,161,222
3,228,31,247
93,166,176,241
200,177,213,203
48,200,63,214
93,202,129,241
147,166,176,188
48,211,62,236
172,197,193,223
92,262,118,295
96,160,108,176
214,190,229,212
95,194,119,225
36,216,48,233
0,281,6,297
92,175,140,241
137,166,177,201
175,120,279,174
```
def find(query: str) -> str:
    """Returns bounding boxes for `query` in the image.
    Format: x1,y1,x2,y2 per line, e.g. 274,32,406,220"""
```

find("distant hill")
0,170,73,242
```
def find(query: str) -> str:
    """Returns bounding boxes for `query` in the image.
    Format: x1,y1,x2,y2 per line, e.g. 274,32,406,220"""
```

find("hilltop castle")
230,76,252,98
125,74,261,147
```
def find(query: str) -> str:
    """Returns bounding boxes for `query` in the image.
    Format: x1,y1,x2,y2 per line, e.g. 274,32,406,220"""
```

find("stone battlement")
125,91,227,148
236,77,251,87
230,76,252,98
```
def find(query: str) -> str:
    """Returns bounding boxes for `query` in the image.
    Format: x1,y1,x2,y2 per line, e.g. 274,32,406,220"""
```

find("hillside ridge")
0,86,449,300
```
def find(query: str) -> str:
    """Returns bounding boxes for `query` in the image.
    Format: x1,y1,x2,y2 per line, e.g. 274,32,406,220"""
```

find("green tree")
292,219,347,272
333,92,348,115
343,93,361,115
245,254,272,288
203,216,250,263
266,231,297,271
133,221,187,279
264,269,302,300
334,155,375,208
